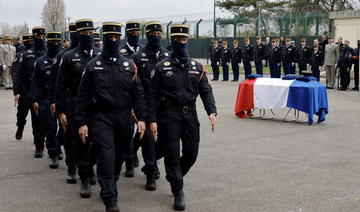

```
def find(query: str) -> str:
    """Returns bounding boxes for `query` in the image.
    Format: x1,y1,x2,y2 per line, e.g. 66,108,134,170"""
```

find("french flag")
234,78,329,125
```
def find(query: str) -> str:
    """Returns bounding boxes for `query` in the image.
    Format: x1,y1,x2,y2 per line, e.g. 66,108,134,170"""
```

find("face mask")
47,42,61,58
127,32,140,47
171,39,189,64
24,42,33,50
102,35,120,58
70,33,79,49
33,36,46,51
146,34,162,51
79,34,94,50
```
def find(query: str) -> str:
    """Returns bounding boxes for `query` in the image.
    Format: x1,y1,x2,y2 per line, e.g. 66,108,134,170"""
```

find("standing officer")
282,38,296,75
254,36,265,76
310,44,323,81
12,34,33,140
55,19,101,198
131,21,170,189
230,40,241,81
49,23,79,183
119,21,143,177
338,40,353,91
120,21,143,59
209,40,221,81
0,35,16,90
220,40,231,81
352,42,359,91
297,38,311,75
29,32,62,168
94,32,102,48
13,27,46,157
75,22,146,212
149,24,217,211
268,38,282,78
242,37,254,78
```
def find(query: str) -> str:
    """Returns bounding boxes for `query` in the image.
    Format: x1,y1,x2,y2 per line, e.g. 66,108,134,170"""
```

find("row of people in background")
208,35,359,91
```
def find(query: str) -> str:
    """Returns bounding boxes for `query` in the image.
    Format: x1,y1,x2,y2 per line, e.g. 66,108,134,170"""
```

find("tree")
0,23,29,38
42,0,66,32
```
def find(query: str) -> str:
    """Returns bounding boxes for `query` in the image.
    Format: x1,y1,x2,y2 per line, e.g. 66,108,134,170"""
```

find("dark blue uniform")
242,44,254,78
75,54,146,205
131,47,170,179
269,45,282,78
254,43,266,75
338,45,353,90
221,46,231,81
120,43,144,59
282,45,296,75
297,45,311,75
29,55,59,158
352,47,359,89
209,45,221,80
230,45,242,81
310,49,323,81
55,46,101,181
149,55,217,196
13,48,45,148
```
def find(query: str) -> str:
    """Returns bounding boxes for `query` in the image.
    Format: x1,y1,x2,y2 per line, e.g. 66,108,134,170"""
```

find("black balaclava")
24,42,33,50
70,33,79,49
47,42,61,58
78,34,94,51
127,31,140,47
171,39,189,64
33,36,46,52
145,33,162,52
102,34,120,58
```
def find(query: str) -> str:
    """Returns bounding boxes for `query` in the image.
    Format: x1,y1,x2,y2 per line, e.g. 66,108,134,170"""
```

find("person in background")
254,36,265,76
230,40,241,81
209,40,221,81
242,37,253,78
323,36,339,89
310,44,323,81
94,32,101,48
269,38,282,78
297,38,311,75
352,44,359,91
0,35,16,90
338,40,353,91
220,40,231,81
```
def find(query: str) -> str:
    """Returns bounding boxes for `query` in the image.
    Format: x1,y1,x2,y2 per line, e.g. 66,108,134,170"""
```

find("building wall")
333,18,360,48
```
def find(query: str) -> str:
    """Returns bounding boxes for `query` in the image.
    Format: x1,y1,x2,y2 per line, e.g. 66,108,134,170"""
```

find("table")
234,78,329,125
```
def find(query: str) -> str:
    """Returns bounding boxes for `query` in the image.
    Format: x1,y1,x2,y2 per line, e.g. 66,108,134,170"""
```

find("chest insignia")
165,70,173,77
164,61,171,66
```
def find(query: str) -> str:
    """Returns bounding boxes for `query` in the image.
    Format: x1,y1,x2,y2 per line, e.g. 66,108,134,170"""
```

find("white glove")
292,63,295,66
2,65,6,70
216,62,220,66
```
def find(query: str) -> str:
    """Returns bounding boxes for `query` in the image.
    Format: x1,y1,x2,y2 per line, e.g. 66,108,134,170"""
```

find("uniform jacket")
310,50,323,67
281,45,297,64
149,55,217,122
55,46,101,114
221,47,231,64
209,46,221,63
0,44,16,66
297,45,311,64
338,46,353,69
254,43,266,62
324,43,340,66
75,54,146,126
120,42,144,59
242,45,254,63
231,46,242,64
268,46,282,65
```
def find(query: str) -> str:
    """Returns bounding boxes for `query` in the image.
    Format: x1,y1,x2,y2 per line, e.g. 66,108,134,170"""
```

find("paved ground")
0,77,359,212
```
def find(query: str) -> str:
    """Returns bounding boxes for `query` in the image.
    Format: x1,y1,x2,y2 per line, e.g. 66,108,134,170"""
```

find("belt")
166,105,195,113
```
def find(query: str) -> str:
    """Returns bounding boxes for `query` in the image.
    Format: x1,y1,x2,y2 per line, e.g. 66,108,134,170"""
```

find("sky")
0,0,225,27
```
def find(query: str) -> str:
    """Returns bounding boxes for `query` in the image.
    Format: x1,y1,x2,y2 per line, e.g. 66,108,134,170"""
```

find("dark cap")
75,19,95,32
170,24,189,37
256,35,262,40
244,37,250,42
126,21,141,31
22,34,33,41
69,23,77,33
47,32,62,41
285,38,291,42
102,22,122,35
145,21,162,33
301,38,306,42
94,32,100,40
271,38,277,43
32,26,46,36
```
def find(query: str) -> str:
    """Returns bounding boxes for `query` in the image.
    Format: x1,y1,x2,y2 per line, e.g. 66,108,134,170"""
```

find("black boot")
145,172,156,191
125,161,135,178
66,166,77,184
34,149,43,158
105,201,120,212
49,157,59,169
174,190,185,211
90,173,97,185
15,126,24,140
80,178,91,198
352,87,359,91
